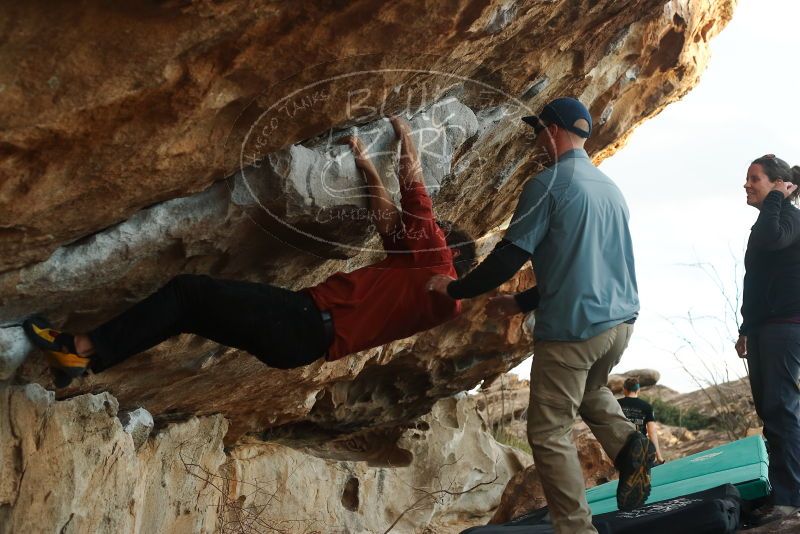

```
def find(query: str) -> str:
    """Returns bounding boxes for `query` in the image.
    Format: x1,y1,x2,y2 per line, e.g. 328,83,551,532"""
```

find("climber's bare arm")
390,116,423,188
345,136,401,236
647,421,665,464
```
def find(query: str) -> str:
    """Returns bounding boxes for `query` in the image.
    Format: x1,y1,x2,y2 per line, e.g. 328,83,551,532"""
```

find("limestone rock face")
119,407,155,450
227,395,531,533
0,384,227,534
1,0,734,272
0,328,30,380
0,384,529,534
0,1,734,448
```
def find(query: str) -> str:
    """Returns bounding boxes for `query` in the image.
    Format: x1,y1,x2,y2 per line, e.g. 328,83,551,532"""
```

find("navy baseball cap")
522,97,592,138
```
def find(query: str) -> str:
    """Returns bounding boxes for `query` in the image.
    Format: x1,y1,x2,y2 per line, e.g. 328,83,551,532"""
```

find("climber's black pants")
88,274,329,372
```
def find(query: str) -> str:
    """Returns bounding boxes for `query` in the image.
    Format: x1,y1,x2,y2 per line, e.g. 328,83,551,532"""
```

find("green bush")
642,396,713,430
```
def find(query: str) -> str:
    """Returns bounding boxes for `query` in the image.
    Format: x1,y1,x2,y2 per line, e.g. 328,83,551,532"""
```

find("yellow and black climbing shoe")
22,316,90,386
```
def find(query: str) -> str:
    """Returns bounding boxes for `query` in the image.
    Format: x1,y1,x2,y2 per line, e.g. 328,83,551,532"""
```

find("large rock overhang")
0,0,736,446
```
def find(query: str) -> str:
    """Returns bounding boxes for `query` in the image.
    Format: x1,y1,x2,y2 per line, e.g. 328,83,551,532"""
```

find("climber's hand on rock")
427,274,454,297
486,294,522,319
344,135,363,153
344,136,369,167
390,116,412,139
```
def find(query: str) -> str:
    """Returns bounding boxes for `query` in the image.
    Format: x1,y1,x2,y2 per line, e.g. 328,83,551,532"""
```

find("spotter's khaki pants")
527,323,637,534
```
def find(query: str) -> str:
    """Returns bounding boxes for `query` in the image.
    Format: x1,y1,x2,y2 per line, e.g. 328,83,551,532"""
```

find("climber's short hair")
623,377,640,392
436,220,477,278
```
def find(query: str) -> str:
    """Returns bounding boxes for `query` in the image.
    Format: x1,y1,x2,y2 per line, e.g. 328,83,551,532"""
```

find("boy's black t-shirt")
618,396,655,436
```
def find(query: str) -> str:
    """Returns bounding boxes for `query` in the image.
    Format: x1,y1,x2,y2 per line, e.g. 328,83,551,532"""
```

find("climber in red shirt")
23,117,477,386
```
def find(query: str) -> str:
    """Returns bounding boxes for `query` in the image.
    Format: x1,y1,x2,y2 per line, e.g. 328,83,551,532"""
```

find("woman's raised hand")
772,179,798,198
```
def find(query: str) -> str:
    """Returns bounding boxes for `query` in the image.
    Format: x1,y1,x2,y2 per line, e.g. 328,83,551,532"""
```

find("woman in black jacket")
737,154,800,524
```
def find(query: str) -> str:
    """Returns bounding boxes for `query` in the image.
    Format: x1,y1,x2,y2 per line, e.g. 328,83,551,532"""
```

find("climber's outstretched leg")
24,274,332,383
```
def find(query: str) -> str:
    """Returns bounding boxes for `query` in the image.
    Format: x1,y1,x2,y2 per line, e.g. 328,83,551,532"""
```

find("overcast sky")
511,0,800,392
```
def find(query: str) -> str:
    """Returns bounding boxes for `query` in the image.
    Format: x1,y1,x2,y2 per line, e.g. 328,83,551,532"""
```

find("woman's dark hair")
752,154,800,202
436,220,477,278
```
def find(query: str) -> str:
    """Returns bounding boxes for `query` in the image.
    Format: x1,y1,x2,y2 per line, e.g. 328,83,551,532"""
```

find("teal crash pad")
585,435,770,515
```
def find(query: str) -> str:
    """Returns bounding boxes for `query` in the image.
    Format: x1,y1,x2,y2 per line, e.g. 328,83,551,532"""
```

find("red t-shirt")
307,180,462,361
